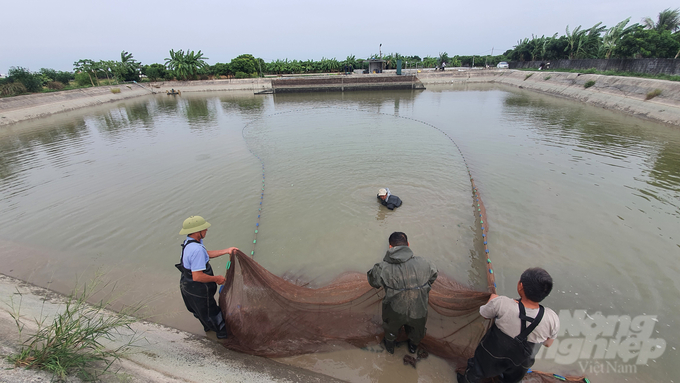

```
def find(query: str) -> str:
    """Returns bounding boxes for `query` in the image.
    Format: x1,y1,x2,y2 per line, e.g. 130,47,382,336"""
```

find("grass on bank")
4,277,143,382
518,67,680,82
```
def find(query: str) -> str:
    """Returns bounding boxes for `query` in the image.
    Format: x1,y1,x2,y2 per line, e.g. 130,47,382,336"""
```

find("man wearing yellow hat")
177,216,238,339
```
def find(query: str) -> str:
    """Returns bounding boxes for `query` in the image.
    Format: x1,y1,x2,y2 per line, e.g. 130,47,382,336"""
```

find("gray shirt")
480,296,560,344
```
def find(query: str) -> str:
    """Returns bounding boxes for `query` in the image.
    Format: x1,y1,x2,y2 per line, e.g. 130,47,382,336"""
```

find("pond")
0,84,678,382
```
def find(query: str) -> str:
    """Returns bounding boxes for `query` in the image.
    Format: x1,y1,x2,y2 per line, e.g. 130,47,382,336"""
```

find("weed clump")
0,82,27,97
6,278,141,381
645,89,662,100
110,88,121,94
47,81,64,90
584,80,596,89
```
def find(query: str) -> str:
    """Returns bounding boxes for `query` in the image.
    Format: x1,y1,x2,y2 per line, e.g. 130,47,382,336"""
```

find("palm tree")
165,49,209,80
602,18,638,59
643,8,680,32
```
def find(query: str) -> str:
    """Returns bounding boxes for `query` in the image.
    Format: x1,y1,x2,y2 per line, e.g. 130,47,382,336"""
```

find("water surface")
1,85,678,382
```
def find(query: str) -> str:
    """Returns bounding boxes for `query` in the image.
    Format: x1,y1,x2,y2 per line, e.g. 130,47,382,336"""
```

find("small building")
367,59,386,74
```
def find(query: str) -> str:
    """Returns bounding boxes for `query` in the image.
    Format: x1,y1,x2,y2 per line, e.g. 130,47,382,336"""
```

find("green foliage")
8,67,43,92
0,82,27,97
646,88,662,100
40,68,73,85
544,75,552,80
165,49,209,80
212,63,232,77
116,51,141,81
504,10,680,61
110,88,121,94
73,59,98,86
524,73,533,80
613,26,680,58
74,72,92,86
584,80,596,88
6,277,142,381
422,56,438,68
142,63,168,82
230,54,258,76
233,71,248,79
643,8,680,32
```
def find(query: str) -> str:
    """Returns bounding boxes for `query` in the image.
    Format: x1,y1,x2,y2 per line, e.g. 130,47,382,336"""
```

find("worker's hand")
226,247,239,255
215,275,226,285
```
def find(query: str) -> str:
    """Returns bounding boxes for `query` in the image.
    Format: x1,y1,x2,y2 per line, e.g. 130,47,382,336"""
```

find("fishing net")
219,108,586,382
219,250,487,364
219,251,586,382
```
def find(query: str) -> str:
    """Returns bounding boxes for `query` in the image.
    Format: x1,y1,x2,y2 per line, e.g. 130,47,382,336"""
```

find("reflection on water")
503,93,680,215
1,87,679,382
180,97,216,126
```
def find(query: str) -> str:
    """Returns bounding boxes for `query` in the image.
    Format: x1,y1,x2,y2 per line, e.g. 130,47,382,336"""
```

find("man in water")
367,232,438,354
458,268,560,383
377,188,402,210
176,215,239,339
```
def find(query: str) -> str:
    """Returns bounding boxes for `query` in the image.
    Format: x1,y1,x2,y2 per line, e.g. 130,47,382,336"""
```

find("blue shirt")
182,237,209,272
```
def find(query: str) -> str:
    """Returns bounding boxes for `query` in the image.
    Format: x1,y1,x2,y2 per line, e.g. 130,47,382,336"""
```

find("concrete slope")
418,69,680,127
0,274,343,383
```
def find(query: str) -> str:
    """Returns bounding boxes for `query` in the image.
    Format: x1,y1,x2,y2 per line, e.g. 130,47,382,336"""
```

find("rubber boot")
408,340,418,354
383,338,395,354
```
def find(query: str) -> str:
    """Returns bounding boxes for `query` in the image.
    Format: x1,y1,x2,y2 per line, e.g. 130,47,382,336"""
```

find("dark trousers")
460,325,534,383
382,304,427,345
180,277,227,336
460,343,528,383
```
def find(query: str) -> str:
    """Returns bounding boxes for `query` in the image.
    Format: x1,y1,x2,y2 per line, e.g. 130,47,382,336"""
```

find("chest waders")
177,239,229,339
459,301,545,383
381,279,431,351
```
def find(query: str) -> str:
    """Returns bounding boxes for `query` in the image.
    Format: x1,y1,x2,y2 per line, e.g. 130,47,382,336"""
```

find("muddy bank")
0,274,342,383
418,69,680,126
2,71,680,127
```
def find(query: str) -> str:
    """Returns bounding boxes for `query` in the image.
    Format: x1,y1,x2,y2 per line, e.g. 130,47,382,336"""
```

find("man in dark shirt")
377,188,403,210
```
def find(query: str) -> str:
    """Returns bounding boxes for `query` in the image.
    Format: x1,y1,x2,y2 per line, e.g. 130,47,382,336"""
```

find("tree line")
2,8,678,97
504,8,680,61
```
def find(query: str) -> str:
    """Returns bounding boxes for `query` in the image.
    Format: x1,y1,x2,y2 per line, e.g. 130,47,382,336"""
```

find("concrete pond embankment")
0,274,343,383
2,70,680,127
418,69,680,126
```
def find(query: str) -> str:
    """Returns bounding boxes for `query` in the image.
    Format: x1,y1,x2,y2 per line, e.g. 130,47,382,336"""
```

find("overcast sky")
1,0,674,74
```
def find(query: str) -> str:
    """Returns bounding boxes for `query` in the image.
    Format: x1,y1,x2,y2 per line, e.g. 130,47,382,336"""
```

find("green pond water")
0,84,678,382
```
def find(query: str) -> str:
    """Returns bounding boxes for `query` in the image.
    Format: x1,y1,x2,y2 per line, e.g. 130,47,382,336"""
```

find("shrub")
645,89,662,100
75,72,91,86
235,71,250,79
544,75,551,80
47,81,64,90
584,80,596,88
110,88,121,94
8,67,43,92
0,82,28,96
54,71,74,85
524,73,533,81
142,63,167,82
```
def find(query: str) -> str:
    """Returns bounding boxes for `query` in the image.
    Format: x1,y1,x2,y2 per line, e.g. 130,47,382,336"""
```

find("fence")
510,58,680,76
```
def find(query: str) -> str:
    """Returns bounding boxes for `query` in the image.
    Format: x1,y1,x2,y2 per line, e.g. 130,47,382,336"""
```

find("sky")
1,0,675,74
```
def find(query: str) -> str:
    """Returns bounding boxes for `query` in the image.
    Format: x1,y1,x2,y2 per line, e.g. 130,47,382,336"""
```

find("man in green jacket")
367,232,438,354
